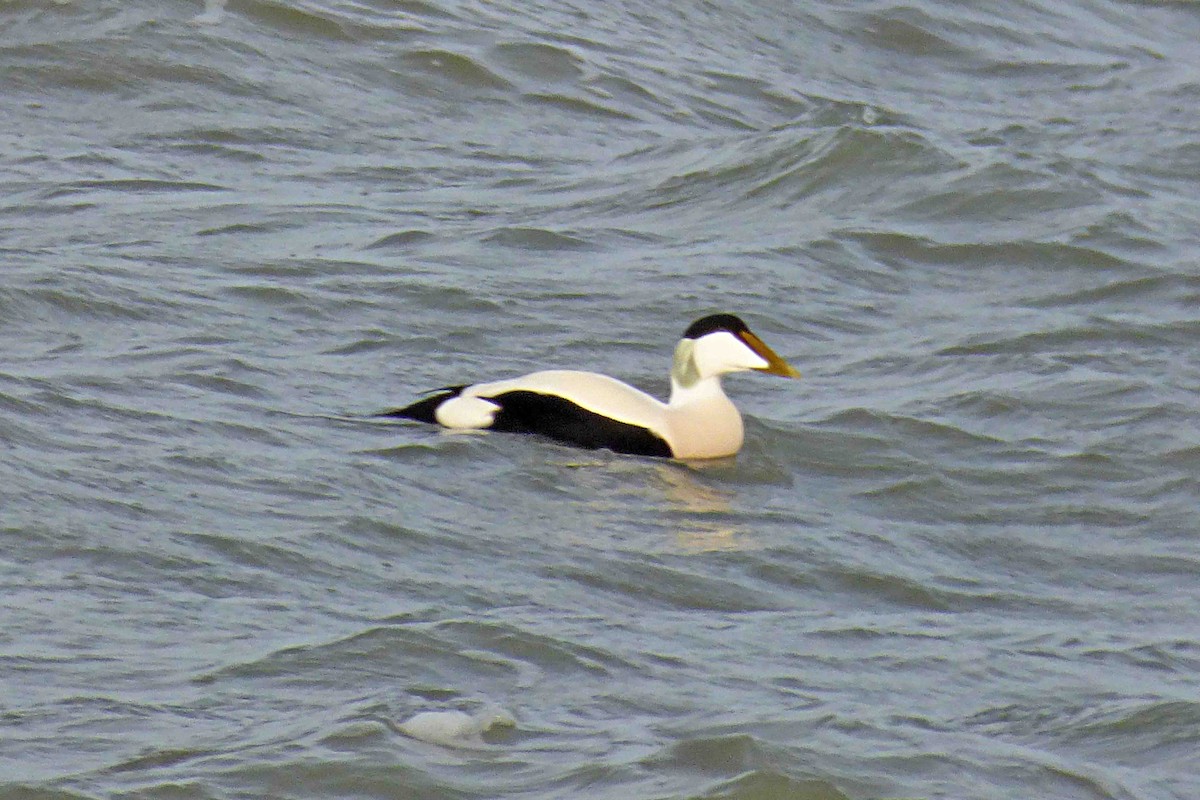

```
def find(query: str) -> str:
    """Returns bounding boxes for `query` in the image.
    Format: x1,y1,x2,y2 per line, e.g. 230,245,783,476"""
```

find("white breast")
664,380,744,459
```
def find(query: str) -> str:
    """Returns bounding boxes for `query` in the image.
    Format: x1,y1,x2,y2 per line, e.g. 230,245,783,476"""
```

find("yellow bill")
741,331,801,378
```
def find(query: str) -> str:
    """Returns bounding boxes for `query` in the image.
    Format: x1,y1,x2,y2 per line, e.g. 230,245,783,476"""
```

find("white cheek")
731,343,769,370
694,331,767,375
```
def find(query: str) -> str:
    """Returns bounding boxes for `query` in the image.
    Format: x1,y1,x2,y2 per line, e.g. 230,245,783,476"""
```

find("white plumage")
383,313,799,459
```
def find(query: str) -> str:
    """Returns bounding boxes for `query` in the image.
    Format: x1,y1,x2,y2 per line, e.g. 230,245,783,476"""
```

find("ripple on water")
642,732,851,799
490,41,584,83
5,1,1200,799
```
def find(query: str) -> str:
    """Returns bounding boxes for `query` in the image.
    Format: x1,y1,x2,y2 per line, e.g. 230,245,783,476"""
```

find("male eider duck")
382,313,800,459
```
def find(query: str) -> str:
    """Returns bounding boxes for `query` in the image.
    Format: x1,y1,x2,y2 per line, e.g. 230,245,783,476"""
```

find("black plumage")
487,391,673,457
379,386,466,423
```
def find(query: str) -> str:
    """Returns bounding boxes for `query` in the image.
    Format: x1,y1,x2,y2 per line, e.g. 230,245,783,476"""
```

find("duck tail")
376,385,467,423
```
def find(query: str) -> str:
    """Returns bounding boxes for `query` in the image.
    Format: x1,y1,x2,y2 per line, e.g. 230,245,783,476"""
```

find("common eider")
381,313,799,459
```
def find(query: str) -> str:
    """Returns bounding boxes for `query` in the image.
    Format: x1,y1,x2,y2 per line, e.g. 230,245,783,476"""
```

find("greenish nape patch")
671,339,700,388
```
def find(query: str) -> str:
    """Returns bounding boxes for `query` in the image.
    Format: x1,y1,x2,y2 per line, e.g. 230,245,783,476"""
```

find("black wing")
488,390,673,458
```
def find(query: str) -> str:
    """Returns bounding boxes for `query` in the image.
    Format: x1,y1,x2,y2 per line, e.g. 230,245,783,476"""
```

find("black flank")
489,390,674,458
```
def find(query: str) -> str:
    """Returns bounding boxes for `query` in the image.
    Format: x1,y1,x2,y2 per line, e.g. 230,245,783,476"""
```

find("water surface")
2,1,1199,798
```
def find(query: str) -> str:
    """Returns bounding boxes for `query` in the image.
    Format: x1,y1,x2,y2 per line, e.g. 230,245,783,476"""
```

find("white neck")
666,371,744,459
669,373,729,408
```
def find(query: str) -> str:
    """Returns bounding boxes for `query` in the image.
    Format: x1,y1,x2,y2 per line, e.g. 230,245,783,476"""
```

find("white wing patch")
434,394,502,429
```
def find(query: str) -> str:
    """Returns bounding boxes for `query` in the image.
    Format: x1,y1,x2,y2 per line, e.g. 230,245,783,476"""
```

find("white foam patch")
191,0,227,26
398,708,515,747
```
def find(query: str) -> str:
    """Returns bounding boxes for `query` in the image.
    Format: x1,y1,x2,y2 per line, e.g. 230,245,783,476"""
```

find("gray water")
3,1,1199,798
